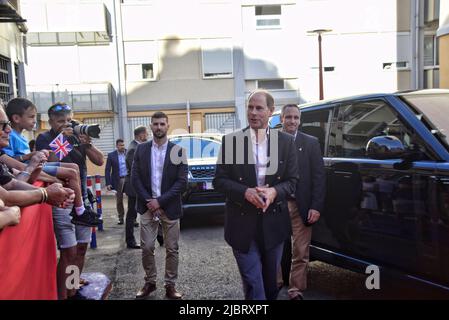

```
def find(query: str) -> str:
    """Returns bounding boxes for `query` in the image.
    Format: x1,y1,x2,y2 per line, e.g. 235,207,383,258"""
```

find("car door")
321,97,446,280
295,106,337,252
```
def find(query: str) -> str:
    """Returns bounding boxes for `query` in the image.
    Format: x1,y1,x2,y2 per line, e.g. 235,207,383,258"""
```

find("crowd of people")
0,89,325,301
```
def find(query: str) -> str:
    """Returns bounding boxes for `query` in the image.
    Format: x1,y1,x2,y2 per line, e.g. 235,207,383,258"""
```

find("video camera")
70,120,101,139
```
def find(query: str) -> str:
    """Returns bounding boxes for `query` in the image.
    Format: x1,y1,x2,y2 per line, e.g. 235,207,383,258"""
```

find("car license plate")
205,182,214,190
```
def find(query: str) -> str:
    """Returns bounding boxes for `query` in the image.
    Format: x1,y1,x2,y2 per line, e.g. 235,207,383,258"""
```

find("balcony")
27,82,115,114
23,2,111,46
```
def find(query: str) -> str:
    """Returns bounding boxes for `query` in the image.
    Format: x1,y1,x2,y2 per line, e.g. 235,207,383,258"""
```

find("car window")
269,114,281,129
170,137,221,159
401,92,449,149
331,100,428,159
269,108,332,156
300,108,332,156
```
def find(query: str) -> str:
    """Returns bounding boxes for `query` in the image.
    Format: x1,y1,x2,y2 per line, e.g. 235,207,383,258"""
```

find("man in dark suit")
280,104,325,300
213,90,298,300
123,126,148,249
132,112,188,300
105,139,127,224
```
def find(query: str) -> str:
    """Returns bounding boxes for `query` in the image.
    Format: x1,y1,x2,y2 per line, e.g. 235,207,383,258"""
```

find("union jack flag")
49,133,73,160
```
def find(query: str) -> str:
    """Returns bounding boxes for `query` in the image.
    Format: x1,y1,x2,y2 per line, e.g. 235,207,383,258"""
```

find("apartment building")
0,0,27,106
438,0,449,88
21,0,448,177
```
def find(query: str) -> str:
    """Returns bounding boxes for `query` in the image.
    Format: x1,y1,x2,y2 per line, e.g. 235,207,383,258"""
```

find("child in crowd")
4,98,99,227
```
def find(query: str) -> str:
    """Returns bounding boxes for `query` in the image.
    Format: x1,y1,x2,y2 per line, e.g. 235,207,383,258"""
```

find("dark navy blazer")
131,140,188,220
105,149,126,191
213,127,299,253
293,131,326,226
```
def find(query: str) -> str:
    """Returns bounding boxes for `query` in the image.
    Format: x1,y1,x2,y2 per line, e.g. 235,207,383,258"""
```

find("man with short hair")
124,126,148,249
132,112,188,300
0,105,74,209
280,104,325,300
105,138,127,225
36,102,104,300
213,90,299,300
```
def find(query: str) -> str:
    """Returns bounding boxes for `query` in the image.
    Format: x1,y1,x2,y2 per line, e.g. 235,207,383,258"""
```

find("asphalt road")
83,196,449,300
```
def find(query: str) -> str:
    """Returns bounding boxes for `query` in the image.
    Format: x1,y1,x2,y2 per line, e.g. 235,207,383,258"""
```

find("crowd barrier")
0,200,57,300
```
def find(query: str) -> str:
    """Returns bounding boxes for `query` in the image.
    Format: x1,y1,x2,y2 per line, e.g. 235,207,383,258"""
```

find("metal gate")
205,112,236,134
128,116,152,140
83,117,114,154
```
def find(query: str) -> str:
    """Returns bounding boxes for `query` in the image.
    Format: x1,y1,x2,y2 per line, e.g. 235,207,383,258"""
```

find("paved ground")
83,196,449,300
83,196,243,300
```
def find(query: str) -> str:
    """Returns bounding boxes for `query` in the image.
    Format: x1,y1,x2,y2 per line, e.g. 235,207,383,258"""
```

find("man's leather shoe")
134,222,139,227
127,243,141,249
136,283,156,299
118,220,124,225
165,285,183,299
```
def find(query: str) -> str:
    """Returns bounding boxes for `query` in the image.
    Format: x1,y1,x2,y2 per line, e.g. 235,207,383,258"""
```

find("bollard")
88,176,97,249
95,175,104,231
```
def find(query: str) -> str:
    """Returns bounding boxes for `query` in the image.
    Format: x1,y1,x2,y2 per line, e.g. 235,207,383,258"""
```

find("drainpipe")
412,0,424,89
411,0,420,89
113,0,130,144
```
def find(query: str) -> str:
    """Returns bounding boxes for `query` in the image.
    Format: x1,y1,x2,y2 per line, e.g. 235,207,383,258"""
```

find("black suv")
270,89,449,291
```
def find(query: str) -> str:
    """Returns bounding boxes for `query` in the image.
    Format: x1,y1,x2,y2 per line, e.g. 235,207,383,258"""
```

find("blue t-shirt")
3,129,31,157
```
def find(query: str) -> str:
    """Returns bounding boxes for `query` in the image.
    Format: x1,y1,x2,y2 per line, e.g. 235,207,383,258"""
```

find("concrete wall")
121,0,238,107
125,39,234,106
438,0,449,88
295,0,413,101
22,0,118,88
25,45,117,86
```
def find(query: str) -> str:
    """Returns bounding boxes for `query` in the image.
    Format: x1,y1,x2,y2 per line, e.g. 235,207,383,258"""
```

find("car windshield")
269,113,281,129
401,92,449,147
170,137,221,159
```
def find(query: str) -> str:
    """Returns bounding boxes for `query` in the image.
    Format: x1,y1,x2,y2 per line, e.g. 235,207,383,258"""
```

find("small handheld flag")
49,133,73,160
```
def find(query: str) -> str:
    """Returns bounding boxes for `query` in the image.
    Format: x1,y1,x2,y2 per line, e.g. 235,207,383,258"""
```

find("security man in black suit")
279,104,326,300
123,126,148,249
213,90,298,300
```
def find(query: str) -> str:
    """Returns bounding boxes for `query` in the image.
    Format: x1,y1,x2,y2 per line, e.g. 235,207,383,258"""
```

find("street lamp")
307,29,332,100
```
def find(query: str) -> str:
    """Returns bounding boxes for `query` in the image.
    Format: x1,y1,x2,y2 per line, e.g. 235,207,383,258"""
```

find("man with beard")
132,112,188,300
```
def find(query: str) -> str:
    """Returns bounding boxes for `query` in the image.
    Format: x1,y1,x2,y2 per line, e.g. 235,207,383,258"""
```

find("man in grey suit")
280,104,326,300
213,90,298,300
124,126,148,249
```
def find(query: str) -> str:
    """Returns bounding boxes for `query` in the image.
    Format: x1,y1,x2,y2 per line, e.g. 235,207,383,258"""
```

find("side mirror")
366,135,406,160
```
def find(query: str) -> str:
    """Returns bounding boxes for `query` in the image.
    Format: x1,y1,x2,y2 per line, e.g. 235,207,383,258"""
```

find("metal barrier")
87,176,97,249
88,175,104,249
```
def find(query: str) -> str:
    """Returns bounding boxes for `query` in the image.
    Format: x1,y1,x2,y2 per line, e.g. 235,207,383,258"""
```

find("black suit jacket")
124,140,139,197
105,149,126,190
131,140,188,220
293,131,326,226
213,127,299,253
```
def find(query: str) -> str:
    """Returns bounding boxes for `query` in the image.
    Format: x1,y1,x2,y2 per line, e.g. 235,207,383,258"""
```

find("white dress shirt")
151,140,168,198
250,128,269,187
118,151,127,177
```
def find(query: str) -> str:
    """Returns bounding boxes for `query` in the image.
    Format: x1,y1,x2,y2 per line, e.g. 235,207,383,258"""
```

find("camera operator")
35,102,104,300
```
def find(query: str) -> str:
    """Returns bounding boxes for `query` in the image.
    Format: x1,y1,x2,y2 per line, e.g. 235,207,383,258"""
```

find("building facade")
21,0,448,176
0,1,27,107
